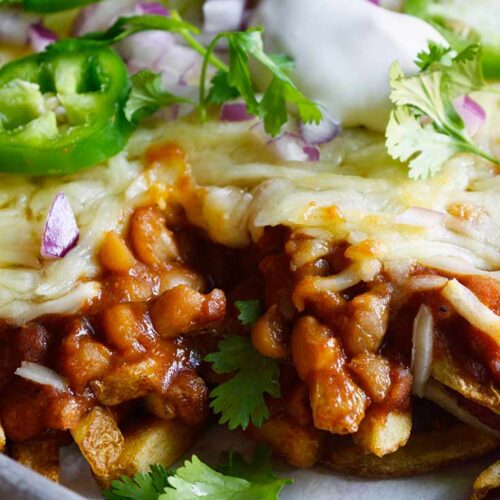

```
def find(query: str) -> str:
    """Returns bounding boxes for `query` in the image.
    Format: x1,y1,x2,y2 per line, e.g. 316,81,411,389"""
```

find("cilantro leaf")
162,446,291,500
105,464,172,500
125,70,192,124
105,448,292,500
207,70,241,105
386,106,457,179
205,335,280,430
415,42,453,71
202,29,322,136
160,456,249,500
235,299,263,326
385,43,499,179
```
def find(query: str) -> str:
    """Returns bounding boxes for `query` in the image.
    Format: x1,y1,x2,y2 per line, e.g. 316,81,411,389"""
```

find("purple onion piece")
203,0,246,33
135,2,170,16
367,0,380,4
268,133,320,162
453,95,486,137
220,102,254,122
303,146,320,162
41,192,79,260
28,22,57,52
299,112,341,146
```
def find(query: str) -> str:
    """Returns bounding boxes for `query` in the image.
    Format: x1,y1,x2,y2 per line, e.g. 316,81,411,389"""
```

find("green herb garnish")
205,335,280,430
235,299,263,326
385,42,499,179
104,446,292,500
125,70,193,125
69,13,322,136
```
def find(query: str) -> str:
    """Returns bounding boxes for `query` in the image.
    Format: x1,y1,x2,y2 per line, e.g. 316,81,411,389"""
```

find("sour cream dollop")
254,0,446,131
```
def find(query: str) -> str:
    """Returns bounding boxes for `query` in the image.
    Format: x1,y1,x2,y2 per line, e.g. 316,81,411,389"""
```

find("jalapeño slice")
0,45,132,175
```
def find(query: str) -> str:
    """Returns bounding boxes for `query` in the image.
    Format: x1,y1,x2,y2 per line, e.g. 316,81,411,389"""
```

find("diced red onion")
41,192,79,260
203,0,245,33
367,0,380,5
453,95,486,137
268,133,320,162
135,2,170,16
299,113,340,145
15,362,68,392
220,102,254,122
303,145,320,161
394,207,446,228
0,9,39,46
411,304,434,397
28,22,57,53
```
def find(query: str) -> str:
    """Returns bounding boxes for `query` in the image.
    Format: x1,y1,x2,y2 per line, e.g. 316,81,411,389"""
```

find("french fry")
353,410,412,457
114,416,196,479
0,421,5,453
431,349,500,415
248,416,326,468
323,423,498,477
71,407,124,485
471,460,500,500
90,359,159,406
10,438,60,483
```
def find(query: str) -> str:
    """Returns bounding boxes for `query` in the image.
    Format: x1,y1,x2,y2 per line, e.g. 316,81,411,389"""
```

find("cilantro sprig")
205,335,280,430
385,42,499,179
104,446,292,500
51,12,321,137
199,29,322,135
204,299,280,430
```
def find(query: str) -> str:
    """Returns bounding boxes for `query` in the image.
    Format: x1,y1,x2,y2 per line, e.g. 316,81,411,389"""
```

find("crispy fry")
91,359,159,406
248,416,326,468
323,423,498,477
10,438,60,483
353,410,412,457
472,460,500,500
432,349,500,415
114,417,196,479
71,407,124,485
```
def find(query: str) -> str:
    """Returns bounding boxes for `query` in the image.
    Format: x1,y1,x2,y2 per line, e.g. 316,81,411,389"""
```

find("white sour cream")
254,0,446,131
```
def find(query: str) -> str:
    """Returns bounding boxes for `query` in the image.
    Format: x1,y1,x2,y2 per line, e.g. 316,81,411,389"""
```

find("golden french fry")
353,410,412,457
248,416,326,468
90,359,159,406
323,423,498,477
10,438,60,483
113,417,195,479
71,407,124,485
431,351,500,415
471,461,500,500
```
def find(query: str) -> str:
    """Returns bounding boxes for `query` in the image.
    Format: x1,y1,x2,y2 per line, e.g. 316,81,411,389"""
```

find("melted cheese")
0,98,498,326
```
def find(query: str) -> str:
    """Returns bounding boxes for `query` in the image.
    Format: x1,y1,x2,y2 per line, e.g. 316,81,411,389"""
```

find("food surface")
0,0,498,499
